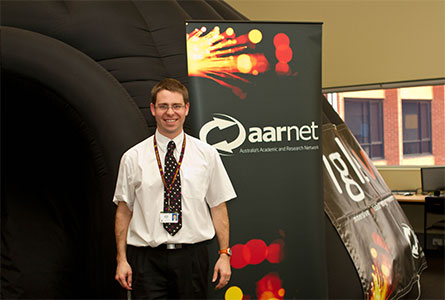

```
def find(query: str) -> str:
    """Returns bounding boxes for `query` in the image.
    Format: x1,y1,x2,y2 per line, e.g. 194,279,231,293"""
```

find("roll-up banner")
322,122,427,299
186,21,326,299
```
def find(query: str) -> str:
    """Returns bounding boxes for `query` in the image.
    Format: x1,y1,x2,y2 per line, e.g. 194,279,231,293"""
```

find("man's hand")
210,202,231,290
212,254,231,290
115,202,133,290
115,260,133,290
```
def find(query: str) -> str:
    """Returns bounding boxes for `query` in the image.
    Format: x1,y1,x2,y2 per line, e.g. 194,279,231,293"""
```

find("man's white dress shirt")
113,130,236,247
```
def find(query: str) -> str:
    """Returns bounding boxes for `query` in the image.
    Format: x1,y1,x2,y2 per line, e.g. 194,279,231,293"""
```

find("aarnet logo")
199,113,319,155
199,114,246,154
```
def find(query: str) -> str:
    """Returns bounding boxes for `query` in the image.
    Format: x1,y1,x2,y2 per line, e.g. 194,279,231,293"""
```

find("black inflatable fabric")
1,1,246,298
1,26,150,298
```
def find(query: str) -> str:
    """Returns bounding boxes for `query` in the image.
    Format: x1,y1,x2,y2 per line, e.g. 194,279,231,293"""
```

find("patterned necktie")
163,141,182,235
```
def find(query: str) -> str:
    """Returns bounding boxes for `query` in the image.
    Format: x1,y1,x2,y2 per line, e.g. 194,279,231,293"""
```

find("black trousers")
127,242,209,299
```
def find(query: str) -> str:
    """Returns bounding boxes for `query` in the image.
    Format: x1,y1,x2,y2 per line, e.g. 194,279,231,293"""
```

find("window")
402,100,431,155
344,98,384,159
325,83,444,166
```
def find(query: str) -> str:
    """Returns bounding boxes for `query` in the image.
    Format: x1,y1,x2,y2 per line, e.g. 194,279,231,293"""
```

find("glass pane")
420,102,431,139
421,140,431,153
371,144,383,158
403,141,420,155
345,101,366,143
370,102,382,142
362,102,369,143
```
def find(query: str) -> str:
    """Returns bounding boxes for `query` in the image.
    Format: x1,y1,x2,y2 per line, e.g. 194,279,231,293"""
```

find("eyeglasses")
155,104,186,112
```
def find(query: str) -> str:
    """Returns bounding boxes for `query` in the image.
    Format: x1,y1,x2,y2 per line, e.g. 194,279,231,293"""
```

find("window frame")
344,98,384,160
402,99,432,156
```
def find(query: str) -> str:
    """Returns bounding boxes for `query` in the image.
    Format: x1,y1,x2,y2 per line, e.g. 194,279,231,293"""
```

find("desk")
394,194,426,204
394,194,444,249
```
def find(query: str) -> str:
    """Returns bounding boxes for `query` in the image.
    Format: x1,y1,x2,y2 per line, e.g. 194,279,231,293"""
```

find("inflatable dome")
1,1,424,299
1,1,246,298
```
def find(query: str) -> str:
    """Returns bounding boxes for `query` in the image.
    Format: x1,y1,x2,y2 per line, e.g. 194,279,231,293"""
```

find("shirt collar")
155,130,184,152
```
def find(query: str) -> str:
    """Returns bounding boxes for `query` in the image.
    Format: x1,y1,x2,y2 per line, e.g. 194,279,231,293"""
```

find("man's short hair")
151,78,189,104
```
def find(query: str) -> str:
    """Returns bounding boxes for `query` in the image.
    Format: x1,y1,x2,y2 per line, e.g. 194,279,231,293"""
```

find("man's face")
150,90,189,139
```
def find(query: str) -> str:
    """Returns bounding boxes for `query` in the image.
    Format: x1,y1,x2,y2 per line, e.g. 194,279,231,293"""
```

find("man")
113,78,236,299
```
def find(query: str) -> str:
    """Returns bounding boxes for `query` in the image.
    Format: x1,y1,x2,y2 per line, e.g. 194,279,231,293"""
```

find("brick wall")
432,85,445,164
383,89,401,165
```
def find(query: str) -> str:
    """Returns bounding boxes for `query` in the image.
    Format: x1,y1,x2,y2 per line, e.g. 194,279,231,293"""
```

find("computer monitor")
421,166,445,196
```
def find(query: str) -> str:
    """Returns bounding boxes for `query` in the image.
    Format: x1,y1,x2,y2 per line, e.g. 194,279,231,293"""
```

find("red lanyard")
154,134,186,197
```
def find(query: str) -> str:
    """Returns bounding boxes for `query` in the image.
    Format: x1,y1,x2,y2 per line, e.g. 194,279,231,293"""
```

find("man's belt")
160,241,207,250
164,243,182,250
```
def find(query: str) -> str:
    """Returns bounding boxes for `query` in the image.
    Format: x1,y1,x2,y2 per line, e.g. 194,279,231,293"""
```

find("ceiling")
226,0,445,90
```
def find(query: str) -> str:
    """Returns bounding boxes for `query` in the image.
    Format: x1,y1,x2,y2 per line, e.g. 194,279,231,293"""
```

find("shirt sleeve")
112,151,136,211
205,148,237,208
